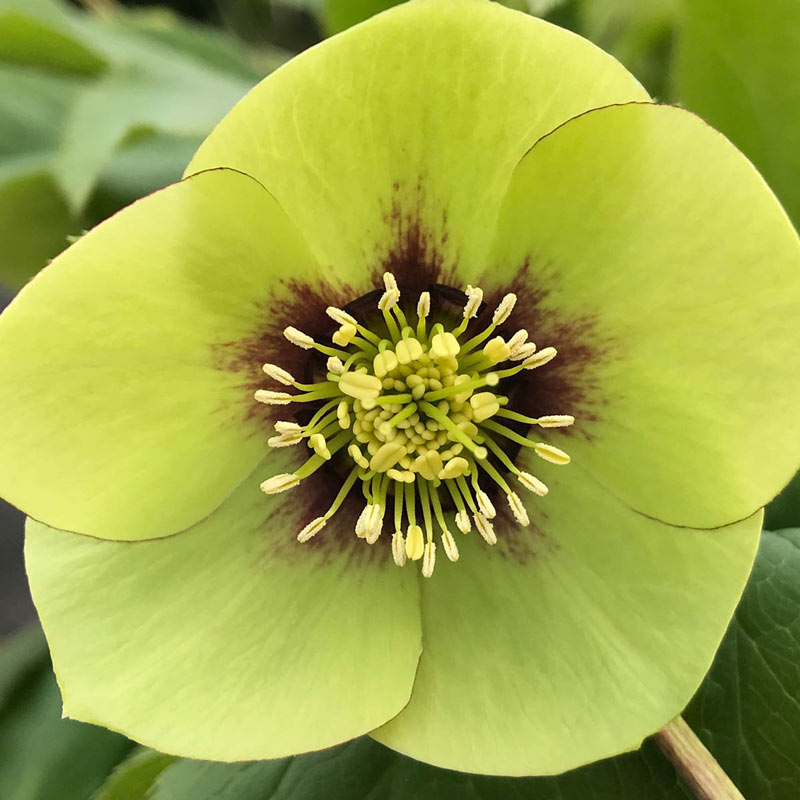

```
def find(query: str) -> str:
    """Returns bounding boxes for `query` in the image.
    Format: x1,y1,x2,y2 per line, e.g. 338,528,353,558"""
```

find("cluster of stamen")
256,273,573,576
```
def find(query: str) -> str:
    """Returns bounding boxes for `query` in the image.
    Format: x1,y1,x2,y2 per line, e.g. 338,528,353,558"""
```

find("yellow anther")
406,524,425,560
337,400,351,429
347,443,369,469
534,443,571,465
476,489,496,519
470,392,500,422
422,541,436,578
438,456,470,480
511,342,537,361
339,371,382,401
441,529,459,562
483,336,511,364
355,505,372,538
387,468,415,483
507,329,528,351
370,441,406,473
268,433,302,448
383,272,399,293
262,363,295,385
297,516,326,542
518,471,549,496
326,306,358,326
326,356,345,374
523,346,557,370
309,433,331,460
373,349,399,378
474,512,497,545
260,473,300,494
537,414,575,428
430,331,460,361
378,288,400,311
492,293,517,325
463,284,483,319
254,389,293,405
274,421,302,434
395,337,424,364
451,374,473,404
414,450,443,481
417,292,431,319
455,509,471,533
332,323,357,347
392,530,407,566
507,492,530,526
284,326,315,349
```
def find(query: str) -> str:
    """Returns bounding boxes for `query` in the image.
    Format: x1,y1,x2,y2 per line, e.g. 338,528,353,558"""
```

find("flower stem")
652,716,745,800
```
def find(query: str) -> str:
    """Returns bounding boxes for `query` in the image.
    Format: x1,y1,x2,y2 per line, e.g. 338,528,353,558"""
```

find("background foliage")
1,0,800,797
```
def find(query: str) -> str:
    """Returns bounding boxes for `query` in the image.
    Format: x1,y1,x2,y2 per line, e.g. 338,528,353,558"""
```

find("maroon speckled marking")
213,185,610,565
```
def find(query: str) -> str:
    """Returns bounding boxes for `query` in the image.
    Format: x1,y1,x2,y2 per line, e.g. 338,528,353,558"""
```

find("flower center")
255,273,573,576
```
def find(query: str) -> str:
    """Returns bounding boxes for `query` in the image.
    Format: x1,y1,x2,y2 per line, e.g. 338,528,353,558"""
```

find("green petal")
187,0,648,282
488,102,800,528
0,168,321,540
25,461,422,760
374,466,760,775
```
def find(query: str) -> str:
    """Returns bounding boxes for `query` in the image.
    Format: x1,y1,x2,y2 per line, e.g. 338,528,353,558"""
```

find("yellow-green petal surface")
26,461,422,760
374,465,761,775
187,0,648,282
0,168,320,540
488,102,800,528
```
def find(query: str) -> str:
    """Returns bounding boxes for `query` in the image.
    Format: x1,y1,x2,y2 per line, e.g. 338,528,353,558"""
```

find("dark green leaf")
683,529,800,799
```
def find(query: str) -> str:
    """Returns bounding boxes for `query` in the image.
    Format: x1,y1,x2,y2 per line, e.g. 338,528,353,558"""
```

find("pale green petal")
488,102,800,528
26,460,422,760
187,0,648,283
375,466,760,775
0,168,322,540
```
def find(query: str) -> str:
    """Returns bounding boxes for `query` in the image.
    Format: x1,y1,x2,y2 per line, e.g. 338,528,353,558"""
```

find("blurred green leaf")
0,625,133,800
90,748,176,800
322,0,401,35
53,59,249,211
676,0,800,226
0,10,104,75
0,625,47,709
578,0,677,98
0,172,76,288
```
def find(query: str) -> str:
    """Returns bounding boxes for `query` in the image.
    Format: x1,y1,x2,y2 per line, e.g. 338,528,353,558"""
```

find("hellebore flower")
1,0,800,777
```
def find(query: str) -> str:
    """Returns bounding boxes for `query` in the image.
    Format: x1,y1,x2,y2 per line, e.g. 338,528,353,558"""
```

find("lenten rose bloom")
1,0,799,778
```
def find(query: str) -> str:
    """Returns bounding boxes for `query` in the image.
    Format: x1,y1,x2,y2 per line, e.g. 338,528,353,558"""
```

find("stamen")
441,529,459,561
254,389,293,405
507,492,530,526
474,512,497,545
284,326,315,349
297,516,327,542
256,274,573,574
522,346,557,369
392,530,407,566
260,473,300,494
518,471,549,496
492,293,517,325
405,524,424,560
534,443,571,465
422,541,436,577
262,364,296,385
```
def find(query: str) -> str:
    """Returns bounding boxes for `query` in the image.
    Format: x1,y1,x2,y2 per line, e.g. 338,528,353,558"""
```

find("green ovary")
257,273,573,576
